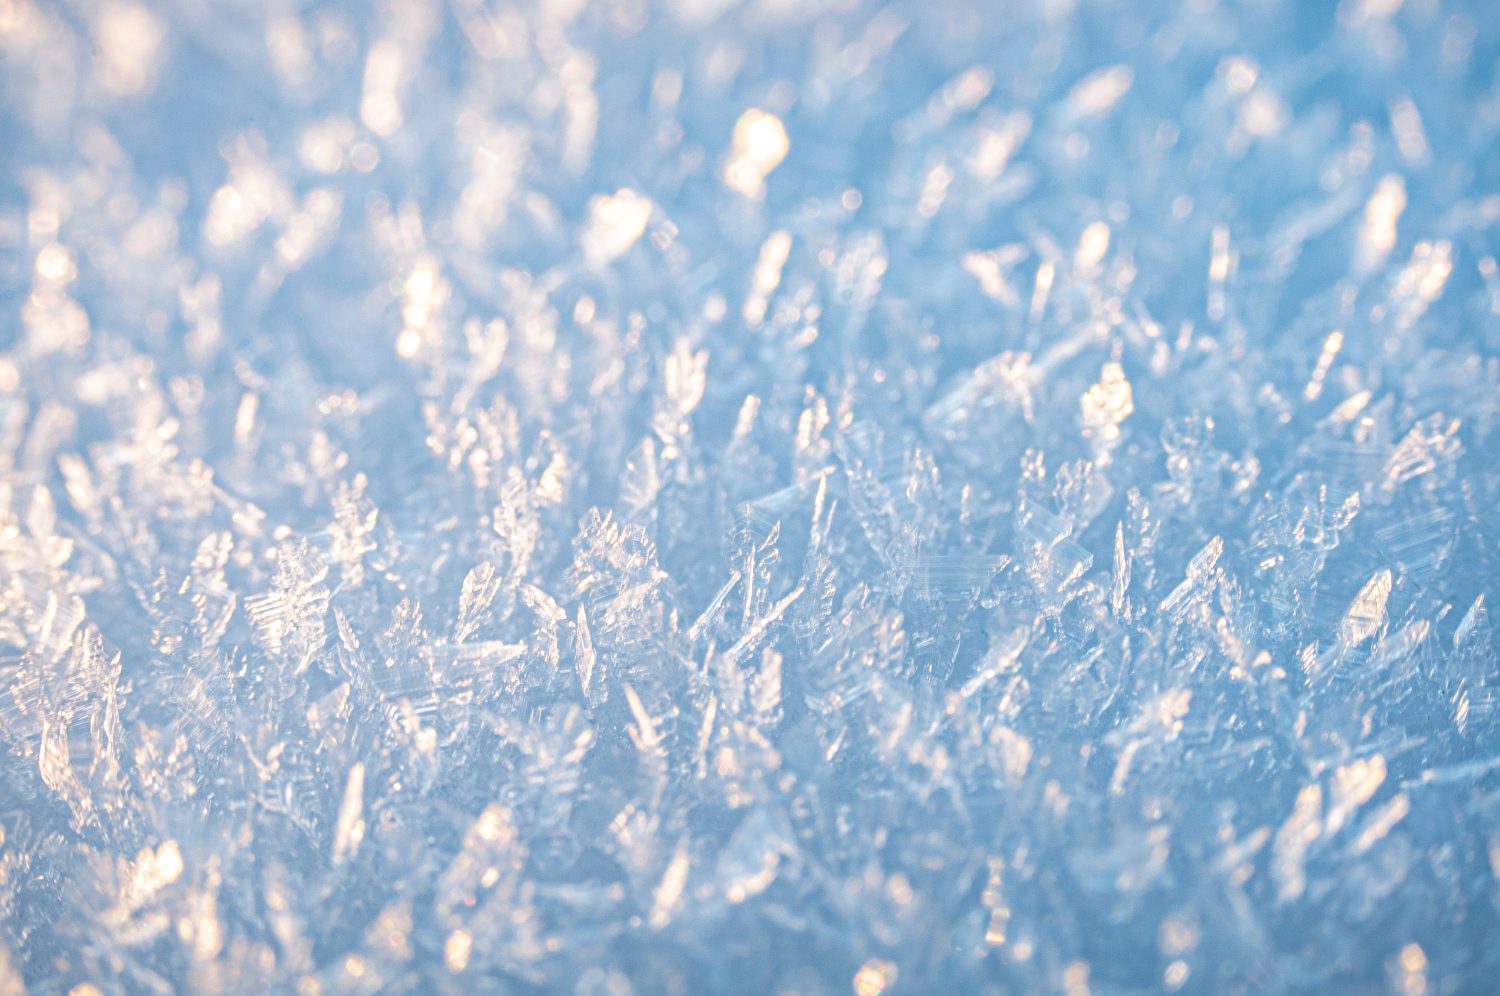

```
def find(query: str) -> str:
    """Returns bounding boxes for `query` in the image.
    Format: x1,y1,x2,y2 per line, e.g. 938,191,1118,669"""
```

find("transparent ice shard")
1380,415,1462,495
454,561,501,645
1338,569,1393,651
1351,792,1409,853
909,552,1006,604
331,762,366,866
245,539,330,672
1326,754,1386,835
1272,784,1323,903
648,839,691,929
749,647,782,725
1159,535,1224,619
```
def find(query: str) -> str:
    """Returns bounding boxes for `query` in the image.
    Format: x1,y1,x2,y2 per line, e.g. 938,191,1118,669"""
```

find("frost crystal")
2,0,1499,992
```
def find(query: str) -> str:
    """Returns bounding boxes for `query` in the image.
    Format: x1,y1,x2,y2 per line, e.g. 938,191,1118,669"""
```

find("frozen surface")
2,0,1500,992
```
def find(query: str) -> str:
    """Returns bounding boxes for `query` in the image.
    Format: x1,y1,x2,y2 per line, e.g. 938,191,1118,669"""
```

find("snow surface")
2,0,1499,992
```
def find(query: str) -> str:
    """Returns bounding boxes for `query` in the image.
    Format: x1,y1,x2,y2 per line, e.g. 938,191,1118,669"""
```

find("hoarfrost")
1,0,1498,991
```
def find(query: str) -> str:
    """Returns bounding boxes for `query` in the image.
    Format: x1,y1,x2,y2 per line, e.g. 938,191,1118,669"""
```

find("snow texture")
2,0,1500,992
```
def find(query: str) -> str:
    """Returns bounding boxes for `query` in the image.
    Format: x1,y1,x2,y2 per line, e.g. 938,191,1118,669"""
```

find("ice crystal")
2,0,1499,992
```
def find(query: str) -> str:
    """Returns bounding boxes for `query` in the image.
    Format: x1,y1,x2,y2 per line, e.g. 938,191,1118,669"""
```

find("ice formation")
1,0,1499,992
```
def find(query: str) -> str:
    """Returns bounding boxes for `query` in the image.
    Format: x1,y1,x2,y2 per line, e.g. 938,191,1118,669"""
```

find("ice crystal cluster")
2,0,1499,991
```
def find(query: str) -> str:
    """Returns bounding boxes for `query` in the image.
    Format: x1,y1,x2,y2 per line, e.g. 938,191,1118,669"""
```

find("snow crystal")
1,0,1499,992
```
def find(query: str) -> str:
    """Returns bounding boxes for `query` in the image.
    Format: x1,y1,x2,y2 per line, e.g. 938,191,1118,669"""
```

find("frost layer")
2,0,1499,992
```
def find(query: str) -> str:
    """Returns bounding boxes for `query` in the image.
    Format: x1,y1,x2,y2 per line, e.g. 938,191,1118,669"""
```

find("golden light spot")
1063,960,1091,996
724,109,789,198
94,2,165,97
35,243,77,283
1080,362,1134,446
445,929,473,971
360,40,406,137
1066,65,1134,118
582,189,653,266
1075,221,1111,269
853,958,898,996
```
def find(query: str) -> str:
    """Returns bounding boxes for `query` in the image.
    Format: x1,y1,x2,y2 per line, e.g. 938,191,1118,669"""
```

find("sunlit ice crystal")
1,0,1499,992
